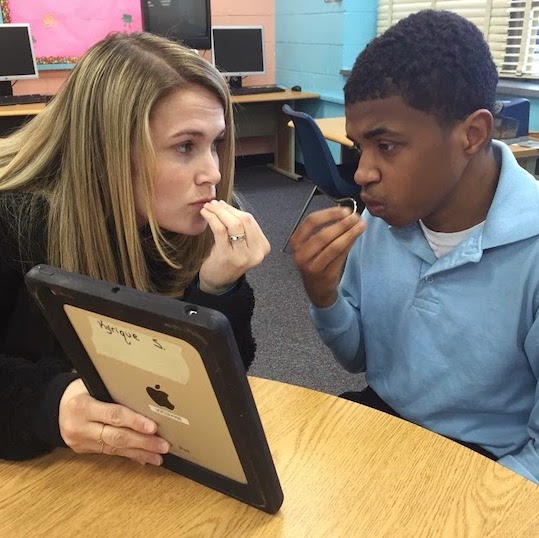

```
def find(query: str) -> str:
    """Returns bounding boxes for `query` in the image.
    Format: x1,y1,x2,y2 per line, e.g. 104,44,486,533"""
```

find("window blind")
377,0,539,79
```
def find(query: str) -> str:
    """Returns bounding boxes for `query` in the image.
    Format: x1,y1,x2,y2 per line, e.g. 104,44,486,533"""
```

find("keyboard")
230,85,286,96
0,94,53,106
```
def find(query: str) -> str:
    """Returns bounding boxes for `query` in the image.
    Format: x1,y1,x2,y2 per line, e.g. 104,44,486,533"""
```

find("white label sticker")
149,404,190,426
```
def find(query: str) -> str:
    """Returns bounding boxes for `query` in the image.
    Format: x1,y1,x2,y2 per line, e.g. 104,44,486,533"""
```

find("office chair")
281,104,361,251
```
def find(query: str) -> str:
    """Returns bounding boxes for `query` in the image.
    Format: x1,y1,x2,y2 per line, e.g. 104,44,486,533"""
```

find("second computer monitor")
212,26,265,88
0,23,38,97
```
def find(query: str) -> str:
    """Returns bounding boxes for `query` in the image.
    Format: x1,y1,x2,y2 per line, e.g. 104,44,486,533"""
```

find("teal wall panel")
343,10,377,68
277,0,539,158
278,13,344,44
277,0,345,15
275,0,378,162
276,0,377,108
530,99,539,131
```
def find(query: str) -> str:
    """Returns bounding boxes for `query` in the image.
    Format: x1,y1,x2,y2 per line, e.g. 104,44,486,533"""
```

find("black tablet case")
25,264,283,514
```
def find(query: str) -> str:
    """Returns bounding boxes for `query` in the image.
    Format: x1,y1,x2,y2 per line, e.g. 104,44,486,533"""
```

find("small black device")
141,0,212,51
229,85,285,96
493,98,530,140
0,94,52,106
291,85,302,92
25,264,283,514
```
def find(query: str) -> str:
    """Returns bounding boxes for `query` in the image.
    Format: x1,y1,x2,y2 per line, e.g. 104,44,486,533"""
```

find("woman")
0,32,270,466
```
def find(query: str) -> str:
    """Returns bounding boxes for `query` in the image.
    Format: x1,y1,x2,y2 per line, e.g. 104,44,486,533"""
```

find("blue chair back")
283,104,361,198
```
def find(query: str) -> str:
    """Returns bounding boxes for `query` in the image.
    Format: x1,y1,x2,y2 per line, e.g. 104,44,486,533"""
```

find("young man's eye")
352,144,362,155
379,142,397,152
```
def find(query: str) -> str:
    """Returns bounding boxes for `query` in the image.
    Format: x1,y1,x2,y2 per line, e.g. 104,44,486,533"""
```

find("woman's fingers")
198,200,270,293
94,422,169,465
201,200,246,244
202,199,270,253
59,379,169,466
219,202,271,254
88,395,157,434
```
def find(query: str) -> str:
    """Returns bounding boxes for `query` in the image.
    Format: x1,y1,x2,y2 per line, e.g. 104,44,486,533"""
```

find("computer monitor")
141,0,212,51
0,24,38,97
211,26,265,89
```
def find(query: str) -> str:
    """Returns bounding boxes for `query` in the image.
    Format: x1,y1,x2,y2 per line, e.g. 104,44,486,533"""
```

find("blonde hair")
0,32,235,296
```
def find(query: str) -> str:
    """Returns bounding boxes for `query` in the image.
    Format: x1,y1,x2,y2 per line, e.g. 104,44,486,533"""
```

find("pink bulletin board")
0,0,143,65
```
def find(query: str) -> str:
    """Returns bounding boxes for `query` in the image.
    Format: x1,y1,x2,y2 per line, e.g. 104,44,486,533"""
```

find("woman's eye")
177,142,193,155
212,139,223,152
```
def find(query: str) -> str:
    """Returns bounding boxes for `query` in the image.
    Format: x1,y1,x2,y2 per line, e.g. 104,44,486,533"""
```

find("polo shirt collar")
482,140,539,249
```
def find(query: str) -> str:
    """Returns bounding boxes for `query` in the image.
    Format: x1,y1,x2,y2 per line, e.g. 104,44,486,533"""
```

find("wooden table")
312,116,539,175
1,376,538,537
0,90,320,179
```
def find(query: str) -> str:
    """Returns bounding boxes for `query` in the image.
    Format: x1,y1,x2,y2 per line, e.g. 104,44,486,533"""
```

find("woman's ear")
461,109,493,155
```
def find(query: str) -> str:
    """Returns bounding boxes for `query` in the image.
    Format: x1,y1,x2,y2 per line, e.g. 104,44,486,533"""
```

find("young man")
290,10,539,485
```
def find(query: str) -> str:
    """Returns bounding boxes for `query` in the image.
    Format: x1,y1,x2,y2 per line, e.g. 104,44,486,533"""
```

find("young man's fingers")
293,212,362,267
312,218,366,270
290,206,353,247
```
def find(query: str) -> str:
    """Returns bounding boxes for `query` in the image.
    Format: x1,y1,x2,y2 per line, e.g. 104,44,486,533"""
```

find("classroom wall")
527,99,539,131
211,0,275,156
274,0,539,135
8,0,276,155
11,1,539,149
11,0,276,94
275,0,376,116
274,0,376,161
211,0,275,87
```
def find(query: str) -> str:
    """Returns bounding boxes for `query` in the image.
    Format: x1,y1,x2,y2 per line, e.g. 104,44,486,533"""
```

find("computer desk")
0,89,320,179
1,376,538,537
0,102,45,139
311,116,539,176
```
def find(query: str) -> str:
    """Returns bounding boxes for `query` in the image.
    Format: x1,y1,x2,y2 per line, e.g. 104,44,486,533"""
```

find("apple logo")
146,384,175,410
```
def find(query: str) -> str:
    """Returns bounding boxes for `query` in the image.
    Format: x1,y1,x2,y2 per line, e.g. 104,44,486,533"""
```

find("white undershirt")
419,220,485,258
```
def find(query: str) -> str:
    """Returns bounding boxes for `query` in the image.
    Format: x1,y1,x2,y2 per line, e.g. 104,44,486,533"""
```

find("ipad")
25,264,283,514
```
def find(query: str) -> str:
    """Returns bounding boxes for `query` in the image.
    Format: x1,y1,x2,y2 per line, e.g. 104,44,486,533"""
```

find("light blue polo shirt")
311,141,539,485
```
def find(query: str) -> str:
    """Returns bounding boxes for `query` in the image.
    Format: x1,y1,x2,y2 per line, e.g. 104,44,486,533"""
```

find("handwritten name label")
64,305,191,384
96,319,169,352
97,320,140,345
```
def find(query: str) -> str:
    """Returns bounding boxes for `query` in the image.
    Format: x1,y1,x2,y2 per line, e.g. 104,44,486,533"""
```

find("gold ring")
229,234,246,243
97,423,106,454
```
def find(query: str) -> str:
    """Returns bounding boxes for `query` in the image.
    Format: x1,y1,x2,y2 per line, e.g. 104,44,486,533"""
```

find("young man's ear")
461,109,493,154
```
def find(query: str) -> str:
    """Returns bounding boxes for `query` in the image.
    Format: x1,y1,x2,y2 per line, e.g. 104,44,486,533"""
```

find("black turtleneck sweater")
0,193,256,460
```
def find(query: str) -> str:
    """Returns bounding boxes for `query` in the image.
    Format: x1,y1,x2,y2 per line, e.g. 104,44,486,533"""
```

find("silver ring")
229,234,246,244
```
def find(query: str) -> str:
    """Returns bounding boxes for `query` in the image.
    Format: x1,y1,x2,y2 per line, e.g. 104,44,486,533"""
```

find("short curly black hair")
344,10,498,126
